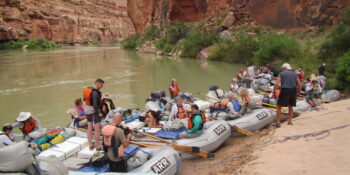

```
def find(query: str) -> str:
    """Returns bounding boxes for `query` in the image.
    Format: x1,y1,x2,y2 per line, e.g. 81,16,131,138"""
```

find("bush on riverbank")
180,30,219,58
208,32,257,63
319,9,350,63
335,51,350,90
0,38,59,49
253,33,302,65
121,35,145,49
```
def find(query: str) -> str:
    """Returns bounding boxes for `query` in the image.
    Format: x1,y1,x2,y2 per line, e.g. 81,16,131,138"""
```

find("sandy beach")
181,99,350,175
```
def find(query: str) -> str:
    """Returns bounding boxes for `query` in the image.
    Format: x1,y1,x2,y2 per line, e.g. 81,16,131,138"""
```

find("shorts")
87,113,102,124
277,88,297,107
306,94,315,100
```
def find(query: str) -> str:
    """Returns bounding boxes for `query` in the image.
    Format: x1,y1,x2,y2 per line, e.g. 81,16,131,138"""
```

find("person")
101,113,131,172
0,124,15,146
238,88,253,115
230,78,239,93
169,96,188,121
102,93,116,115
69,98,87,128
295,67,305,97
226,92,241,119
87,78,104,150
318,63,326,76
275,63,301,127
267,64,279,77
12,112,41,136
168,79,180,99
236,68,245,86
243,64,255,88
179,104,205,138
295,67,305,81
305,78,320,110
147,110,163,128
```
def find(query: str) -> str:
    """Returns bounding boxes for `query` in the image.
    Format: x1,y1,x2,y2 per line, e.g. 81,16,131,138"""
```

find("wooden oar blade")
232,125,254,136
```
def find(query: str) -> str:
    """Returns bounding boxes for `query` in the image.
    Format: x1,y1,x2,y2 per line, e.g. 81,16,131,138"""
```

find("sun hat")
281,63,292,70
16,112,31,122
103,93,112,99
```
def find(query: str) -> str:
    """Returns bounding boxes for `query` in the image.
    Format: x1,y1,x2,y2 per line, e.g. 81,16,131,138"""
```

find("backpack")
101,125,119,158
83,87,94,106
232,99,241,112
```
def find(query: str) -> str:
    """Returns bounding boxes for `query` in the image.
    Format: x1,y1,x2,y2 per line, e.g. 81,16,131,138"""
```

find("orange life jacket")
169,84,180,97
22,117,36,134
211,99,229,109
188,112,206,130
176,105,188,119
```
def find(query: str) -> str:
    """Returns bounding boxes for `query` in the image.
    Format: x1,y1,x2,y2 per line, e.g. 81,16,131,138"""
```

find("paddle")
130,141,215,159
231,125,254,136
124,126,216,159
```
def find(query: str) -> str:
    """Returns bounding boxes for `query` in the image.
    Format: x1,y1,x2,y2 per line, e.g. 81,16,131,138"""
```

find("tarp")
155,128,186,139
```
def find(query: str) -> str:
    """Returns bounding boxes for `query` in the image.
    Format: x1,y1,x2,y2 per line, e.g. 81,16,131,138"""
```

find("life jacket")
22,117,37,134
101,125,119,158
188,112,206,130
211,99,229,109
169,85,180,97
176,105,188,119
83,87,102,106
102,99,116,111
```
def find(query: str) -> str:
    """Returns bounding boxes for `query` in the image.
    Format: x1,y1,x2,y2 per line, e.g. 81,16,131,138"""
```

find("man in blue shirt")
275,63,301,127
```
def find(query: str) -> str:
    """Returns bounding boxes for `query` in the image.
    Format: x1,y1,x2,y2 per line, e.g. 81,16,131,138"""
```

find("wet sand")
181,99,350,175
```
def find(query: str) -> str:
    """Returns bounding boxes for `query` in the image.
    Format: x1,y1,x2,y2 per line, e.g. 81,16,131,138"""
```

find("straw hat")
16,112,31,122
103,93,112,99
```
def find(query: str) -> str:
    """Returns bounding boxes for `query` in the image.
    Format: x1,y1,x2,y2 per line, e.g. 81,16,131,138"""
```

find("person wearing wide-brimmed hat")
274,63,301,128
11,112,41,135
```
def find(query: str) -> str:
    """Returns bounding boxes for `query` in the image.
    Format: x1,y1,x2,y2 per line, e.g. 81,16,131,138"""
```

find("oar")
124,126,215,159
130,141,214,159
199,93,220,102
231,125,254,136
256,90,270,95
261,103,289,113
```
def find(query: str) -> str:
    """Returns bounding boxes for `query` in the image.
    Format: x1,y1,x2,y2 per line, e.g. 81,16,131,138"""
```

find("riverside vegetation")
0,38,60,50
121,9,350,91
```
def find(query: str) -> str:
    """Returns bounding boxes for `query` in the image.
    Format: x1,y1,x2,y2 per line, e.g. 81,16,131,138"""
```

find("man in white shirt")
0,124,14,146
169,96,188,121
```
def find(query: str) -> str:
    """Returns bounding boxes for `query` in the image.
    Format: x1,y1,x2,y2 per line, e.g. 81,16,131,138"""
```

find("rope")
263,124,349,145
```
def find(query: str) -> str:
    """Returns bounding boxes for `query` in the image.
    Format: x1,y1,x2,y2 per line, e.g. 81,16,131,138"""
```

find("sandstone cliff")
1,0,350,42
128,0,350,33
0,0,135,43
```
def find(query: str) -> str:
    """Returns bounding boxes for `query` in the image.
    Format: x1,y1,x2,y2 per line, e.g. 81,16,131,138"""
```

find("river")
0,47,241,128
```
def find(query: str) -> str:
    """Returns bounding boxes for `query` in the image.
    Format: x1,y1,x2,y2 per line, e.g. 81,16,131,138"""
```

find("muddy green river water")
0,47,241,128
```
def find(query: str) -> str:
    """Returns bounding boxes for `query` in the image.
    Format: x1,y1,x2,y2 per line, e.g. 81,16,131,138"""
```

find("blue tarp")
80,164,109,173
124,145,139,159
124,114,141,124
155,127,186,139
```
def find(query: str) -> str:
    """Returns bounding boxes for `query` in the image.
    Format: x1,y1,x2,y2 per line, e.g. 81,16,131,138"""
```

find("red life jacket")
22,117,36,134
176,105,188,119
188,112,206,130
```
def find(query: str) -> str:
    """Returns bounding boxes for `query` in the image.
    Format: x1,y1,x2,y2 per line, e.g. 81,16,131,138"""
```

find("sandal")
287,122,293,125
95,146,102,151
89,145,94,150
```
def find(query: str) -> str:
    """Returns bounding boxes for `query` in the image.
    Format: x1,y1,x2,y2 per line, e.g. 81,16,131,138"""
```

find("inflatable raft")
227,108,274,132
69,146,181,175
133,120,231,160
